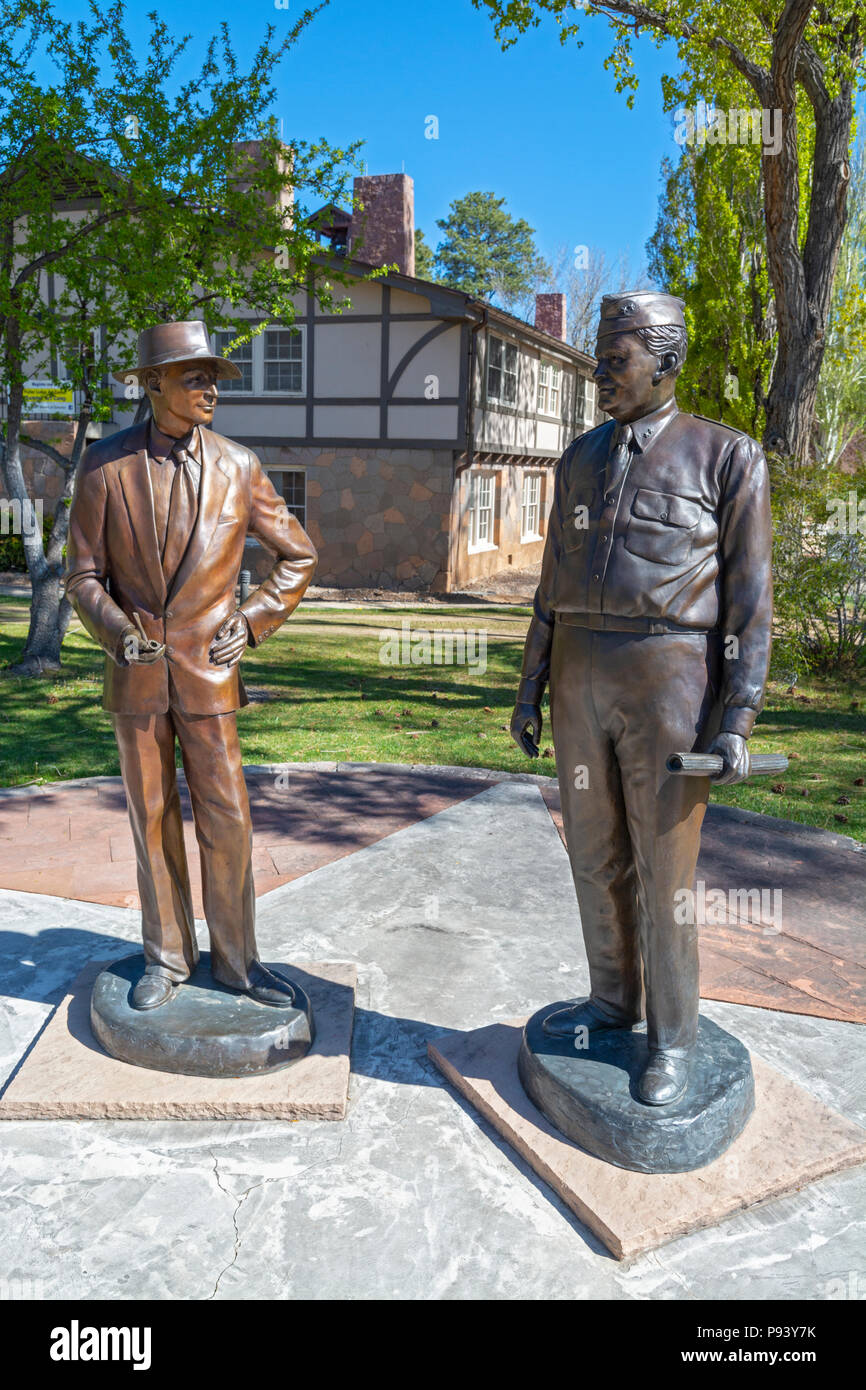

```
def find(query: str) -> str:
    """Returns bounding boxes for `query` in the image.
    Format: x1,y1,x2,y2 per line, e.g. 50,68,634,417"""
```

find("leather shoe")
638,1051,690,1105
244,963,296,1008
543,997,634,1039
132,974,176,1011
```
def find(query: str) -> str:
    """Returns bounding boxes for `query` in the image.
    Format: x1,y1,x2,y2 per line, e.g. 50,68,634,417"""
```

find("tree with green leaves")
433,191,551,311
0,0,362,675
815,126,866,467
474,0,864,461
646,137,775,436
414,227,436,281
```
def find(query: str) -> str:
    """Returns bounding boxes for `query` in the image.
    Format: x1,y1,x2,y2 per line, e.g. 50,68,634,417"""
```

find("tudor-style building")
13,169,601,592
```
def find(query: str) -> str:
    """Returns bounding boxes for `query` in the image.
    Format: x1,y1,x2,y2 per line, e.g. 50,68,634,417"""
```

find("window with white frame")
575,373,586,422
264,328,304,393
487,336,518,406
469,472,496,550
213,332,253,393
210,326,304,394
268,469,306,528
576,374,596,424
537,361,561,417
521,473,542,540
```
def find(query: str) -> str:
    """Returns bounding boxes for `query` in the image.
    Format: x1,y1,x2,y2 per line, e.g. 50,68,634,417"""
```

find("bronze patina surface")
512,291,774,1149
66,320,318,1044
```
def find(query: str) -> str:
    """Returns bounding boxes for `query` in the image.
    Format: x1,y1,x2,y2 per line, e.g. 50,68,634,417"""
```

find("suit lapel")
168,428,230,602
118,423,166,606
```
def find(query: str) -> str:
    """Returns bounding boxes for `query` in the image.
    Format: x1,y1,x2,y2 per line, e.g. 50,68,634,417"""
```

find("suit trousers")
112,705,257,989
550,624,722,1053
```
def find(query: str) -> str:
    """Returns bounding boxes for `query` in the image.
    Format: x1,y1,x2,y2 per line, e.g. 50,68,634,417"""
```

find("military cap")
595,291,686,343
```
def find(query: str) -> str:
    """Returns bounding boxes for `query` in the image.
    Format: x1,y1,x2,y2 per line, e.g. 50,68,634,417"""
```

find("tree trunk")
761,23,857,461
13,568,73,675
1,366,86,677
763,323,825,459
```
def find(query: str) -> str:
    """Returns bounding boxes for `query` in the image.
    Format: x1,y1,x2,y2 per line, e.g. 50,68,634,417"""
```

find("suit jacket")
516,401,773,738
65,419,317,715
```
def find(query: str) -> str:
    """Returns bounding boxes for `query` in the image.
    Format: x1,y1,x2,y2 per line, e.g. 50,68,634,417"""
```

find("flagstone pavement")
0,764,863,1299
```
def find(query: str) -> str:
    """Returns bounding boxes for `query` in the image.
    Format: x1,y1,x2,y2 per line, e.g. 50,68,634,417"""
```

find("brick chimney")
350,173,415,277
535,293,567,341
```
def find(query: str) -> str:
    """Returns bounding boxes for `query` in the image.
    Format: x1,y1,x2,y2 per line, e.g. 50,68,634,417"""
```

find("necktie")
161,445,198,586
604,422,634,499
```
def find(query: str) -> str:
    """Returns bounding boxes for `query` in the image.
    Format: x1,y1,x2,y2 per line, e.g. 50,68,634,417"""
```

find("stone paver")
0,780,862,1299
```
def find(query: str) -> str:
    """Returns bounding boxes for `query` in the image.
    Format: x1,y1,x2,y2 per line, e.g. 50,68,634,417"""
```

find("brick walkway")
1,762,863,1023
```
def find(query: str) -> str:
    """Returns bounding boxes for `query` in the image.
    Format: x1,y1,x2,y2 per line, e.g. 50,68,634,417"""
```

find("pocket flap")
631,488,700,528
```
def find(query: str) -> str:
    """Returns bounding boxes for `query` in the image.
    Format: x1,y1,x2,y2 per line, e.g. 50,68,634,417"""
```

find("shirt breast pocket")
562,487,595,554
624,488,701,566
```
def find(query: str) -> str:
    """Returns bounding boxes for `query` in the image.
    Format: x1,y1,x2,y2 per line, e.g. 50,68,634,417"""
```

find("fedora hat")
113,320,242,384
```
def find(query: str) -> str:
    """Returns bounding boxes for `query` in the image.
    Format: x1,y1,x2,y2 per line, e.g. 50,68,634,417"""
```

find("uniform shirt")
517,400,773,738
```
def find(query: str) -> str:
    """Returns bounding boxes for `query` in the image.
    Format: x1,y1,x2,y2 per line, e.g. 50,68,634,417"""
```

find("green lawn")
2,595,864,841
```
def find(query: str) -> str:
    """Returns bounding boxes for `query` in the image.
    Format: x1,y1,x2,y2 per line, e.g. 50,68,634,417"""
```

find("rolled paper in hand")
666,751,789,778
131,610,163,654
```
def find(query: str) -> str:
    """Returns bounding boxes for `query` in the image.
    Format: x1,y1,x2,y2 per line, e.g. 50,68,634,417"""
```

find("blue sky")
33,0,683,279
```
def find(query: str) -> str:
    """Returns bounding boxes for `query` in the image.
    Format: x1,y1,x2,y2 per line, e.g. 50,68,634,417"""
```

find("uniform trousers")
550,623,722,1053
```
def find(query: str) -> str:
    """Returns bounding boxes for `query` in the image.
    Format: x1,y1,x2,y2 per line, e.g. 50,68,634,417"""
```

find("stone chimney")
350,173,415,277
229,140,293,220
535,293,567,341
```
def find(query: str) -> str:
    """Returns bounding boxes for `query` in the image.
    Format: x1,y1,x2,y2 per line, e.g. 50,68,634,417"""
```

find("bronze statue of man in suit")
512,292,773,1105
66,320,317,1011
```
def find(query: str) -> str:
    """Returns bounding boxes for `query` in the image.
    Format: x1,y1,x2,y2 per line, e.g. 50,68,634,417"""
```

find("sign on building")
23,380,75,415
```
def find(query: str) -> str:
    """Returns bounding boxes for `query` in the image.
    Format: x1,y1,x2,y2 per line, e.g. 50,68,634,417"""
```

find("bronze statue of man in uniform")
66,321,317,1012
512,291,773,1106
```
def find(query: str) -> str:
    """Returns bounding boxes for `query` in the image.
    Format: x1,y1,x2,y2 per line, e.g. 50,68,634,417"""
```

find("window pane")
269,469,306,527
502,343,518,404
264,329,303,392
214,332,252,392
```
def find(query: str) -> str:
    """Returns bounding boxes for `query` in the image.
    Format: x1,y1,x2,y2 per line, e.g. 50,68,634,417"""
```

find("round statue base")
90,952,315,1078
518,1003,754,1174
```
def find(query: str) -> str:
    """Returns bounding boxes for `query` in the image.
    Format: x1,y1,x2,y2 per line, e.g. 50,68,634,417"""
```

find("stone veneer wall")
8,421,78,517
241,444,455,592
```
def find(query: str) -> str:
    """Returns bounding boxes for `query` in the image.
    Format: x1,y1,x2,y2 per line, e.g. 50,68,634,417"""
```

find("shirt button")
593,573,600,582
166,609,173,618
605,495,614,506
166,646,174,655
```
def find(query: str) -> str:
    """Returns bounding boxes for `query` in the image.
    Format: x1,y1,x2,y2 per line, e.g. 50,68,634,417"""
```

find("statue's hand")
121,626,165,665
708,732,749,785
511,702,542,759
210,612,249,667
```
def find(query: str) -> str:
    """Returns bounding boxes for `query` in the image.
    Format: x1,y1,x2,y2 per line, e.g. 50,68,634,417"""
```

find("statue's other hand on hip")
209,611,250,667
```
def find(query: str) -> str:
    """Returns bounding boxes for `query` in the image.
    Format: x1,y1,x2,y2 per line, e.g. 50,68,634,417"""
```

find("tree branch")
582,1,771,96
17,432,71,471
